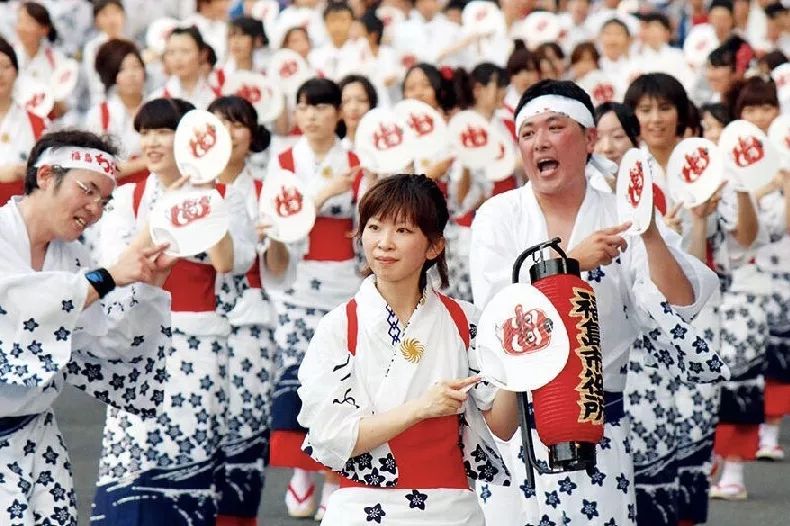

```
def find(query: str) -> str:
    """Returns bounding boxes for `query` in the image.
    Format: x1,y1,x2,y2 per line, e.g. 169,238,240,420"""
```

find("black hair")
623,73,690,136
639,11,671,31
444,0,465,12
21,2,57,43
403,63,466,113
95,39,144,91
515,79,595,129
686,101,702,138
700,102,731,127
323,1,354,19
506,47,540,77
229,16,268,47
710,0,734,15
281,26,308,49
708,35,752,73
168,25,210,55
0,36,18,71
470,62,509,89
594,102,640,147
296,77,342,108
208,95,271,153
601,17,631,37
93,0,124,18
360,8,384,46
339,74,379,108
765,2,787,19
760,50,788,71
357,174,449,290
25,129,118,194
134,98,195,132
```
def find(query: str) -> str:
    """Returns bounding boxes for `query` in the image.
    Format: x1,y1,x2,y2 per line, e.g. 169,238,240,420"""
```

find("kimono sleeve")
469,196,520,310
0,269,90,389
223,184,257,274
458,301,497,411
66,282,171,417
96,184,138,268
624,226,728,383
297,307,373,471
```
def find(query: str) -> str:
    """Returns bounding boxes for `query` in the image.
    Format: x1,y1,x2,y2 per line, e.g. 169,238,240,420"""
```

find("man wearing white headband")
469,81,725,526
0,130,176,525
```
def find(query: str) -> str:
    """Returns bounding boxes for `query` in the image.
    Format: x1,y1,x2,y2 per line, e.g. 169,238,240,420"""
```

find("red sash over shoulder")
340,293,470,490
246,179,264,289
278,148,362,262
0,112,47,206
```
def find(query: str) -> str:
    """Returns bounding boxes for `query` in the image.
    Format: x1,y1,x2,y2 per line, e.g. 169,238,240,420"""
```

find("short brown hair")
729,76,779,120
357,174,449,289
95,38,144,91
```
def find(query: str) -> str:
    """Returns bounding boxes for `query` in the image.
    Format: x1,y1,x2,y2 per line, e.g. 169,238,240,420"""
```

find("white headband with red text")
515,94,595,134
35,147,119,182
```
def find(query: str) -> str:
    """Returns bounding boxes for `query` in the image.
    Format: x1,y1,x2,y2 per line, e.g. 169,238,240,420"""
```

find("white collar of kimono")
35,147,119,183
514,95,616,177
514,94,595,135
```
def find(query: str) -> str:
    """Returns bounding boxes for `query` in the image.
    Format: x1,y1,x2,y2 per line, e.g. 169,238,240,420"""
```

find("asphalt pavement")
55,385,789,525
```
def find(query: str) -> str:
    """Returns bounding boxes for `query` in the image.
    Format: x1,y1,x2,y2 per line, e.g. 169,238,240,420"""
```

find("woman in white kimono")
0,38,47,206
704,77,780,500
469,80,726,526
151,26,221,110
0,129,174,525
298,173,518,525
267,77,364,519
91,98,256,525
84,38,148,185
209,95,286,525
621,75,755,523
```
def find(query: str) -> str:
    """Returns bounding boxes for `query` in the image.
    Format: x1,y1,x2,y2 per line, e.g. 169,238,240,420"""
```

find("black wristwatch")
85,268,116,299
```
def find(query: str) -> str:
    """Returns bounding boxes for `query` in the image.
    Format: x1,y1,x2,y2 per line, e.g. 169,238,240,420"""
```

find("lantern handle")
512,237,566,284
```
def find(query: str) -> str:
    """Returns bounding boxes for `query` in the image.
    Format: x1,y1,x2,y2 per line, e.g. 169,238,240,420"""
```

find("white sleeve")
469,198,519,309
97,184,138,267
297,308,373,471
624,225,728,383
223,185,257,274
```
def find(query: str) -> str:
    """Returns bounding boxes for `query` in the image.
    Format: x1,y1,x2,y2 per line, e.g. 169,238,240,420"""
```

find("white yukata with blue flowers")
297,276,511,525
469,182,725,526
91,175,255,525
214,166,277,518
0,197,172,526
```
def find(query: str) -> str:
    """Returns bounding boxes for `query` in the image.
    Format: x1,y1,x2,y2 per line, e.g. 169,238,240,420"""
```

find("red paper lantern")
513,237,604,485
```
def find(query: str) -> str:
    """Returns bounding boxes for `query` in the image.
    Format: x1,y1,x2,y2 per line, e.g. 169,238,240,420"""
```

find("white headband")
515,94,595,134
35,147,118,182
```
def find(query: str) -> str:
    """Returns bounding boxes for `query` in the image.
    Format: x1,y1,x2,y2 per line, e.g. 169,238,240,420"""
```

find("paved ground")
56,385,789,525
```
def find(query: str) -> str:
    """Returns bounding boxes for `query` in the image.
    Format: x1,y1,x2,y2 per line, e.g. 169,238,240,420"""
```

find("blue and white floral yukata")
215,165,277,519
0,197,172,526
91,175,255,525
469,182,725,526
267,137,364,470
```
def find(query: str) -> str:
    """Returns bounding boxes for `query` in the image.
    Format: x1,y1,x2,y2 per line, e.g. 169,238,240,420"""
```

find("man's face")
518,112,595,195
39,168,115,242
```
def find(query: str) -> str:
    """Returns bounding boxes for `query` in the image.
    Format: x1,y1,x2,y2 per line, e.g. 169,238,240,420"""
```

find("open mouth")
74,217,86,229
536,158,559,175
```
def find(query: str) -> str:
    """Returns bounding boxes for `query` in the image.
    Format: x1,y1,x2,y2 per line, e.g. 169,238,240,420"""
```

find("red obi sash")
163,259,218,312
304,217,355,261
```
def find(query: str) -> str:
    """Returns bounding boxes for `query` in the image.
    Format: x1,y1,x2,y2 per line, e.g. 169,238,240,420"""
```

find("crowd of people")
0,0,788,525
